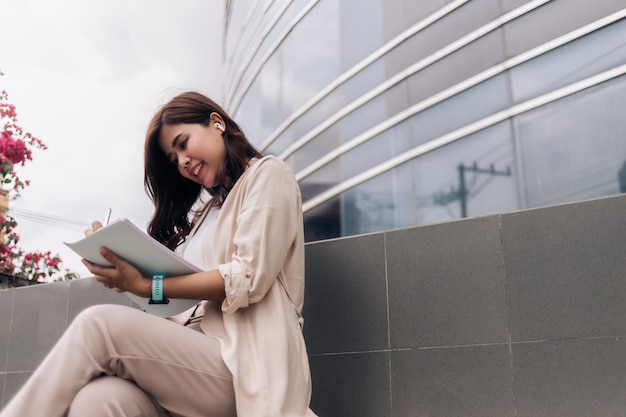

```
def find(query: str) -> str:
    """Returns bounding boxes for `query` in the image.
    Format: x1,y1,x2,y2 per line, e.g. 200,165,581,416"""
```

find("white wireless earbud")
214,122,225,132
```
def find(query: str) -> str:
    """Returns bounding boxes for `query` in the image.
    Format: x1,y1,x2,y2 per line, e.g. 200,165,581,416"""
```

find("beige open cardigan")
191,155,317,417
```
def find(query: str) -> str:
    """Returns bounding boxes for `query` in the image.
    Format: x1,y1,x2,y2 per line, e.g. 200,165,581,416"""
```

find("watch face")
150,276,167,303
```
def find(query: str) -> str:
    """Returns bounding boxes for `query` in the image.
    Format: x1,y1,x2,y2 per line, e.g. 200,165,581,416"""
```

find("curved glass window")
516,74,626,208
340,121,518,237
235,0,341,140
408,73,509,147
227,1,626,243
510,19,626,104
300,156,342,201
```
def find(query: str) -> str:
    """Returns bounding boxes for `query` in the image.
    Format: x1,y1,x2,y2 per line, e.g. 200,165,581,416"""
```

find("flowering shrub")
0,70,78,282
1,86,46,198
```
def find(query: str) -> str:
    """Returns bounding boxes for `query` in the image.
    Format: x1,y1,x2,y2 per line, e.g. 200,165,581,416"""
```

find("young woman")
0,91,317,417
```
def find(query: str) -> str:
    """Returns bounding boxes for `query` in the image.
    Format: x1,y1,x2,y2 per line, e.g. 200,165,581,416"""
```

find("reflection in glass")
340,122,518,237
516,75,626,208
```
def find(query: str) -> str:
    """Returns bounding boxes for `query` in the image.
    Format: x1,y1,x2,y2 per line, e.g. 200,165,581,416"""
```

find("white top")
182,207,220,269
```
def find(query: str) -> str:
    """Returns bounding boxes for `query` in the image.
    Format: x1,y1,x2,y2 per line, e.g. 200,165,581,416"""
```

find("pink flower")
0,131,30,165
0,103,17,119
0,80,77,282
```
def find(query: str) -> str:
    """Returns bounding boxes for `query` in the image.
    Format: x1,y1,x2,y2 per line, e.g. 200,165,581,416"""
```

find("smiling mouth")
192,162,203,177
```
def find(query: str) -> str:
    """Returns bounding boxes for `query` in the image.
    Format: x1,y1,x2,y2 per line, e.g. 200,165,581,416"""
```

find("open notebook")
64,218,200,317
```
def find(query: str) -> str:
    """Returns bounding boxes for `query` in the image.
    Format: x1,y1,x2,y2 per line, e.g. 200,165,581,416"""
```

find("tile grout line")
499,213,519,417
383,232,393,415
2,289,16,409
308,335,626,357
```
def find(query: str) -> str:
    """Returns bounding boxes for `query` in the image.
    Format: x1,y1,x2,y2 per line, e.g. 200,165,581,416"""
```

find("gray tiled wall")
303,193,626,417
2,194,626,416
0,277,133,409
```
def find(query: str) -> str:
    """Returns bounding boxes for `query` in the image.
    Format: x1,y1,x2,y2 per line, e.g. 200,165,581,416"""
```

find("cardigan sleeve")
219,157,302,313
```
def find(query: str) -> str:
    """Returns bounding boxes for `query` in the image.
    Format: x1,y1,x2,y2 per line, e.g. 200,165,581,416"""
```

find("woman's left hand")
82,248,150,297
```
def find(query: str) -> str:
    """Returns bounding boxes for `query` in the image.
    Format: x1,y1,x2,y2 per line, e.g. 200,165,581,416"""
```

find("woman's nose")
178,155,190,168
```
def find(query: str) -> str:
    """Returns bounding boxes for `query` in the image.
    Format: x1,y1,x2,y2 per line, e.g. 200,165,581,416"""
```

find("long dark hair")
144,91,263,250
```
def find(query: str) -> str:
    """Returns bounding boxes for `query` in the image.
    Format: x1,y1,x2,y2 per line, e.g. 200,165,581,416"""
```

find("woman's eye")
180,138,188,150
170,156,178,165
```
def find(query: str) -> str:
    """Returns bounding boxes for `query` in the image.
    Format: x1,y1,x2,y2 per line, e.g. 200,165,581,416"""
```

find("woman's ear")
210,112,225,132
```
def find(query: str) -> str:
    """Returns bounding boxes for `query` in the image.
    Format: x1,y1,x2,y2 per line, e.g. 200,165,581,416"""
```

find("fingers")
80,248,119,272
84,220,104,237
90,270,112,288
88,268,116,292
82,259,112,279
82,248,143,294
99,247,123,267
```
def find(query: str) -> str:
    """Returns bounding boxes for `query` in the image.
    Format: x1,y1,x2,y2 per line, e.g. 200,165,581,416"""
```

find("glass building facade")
221,0,626,242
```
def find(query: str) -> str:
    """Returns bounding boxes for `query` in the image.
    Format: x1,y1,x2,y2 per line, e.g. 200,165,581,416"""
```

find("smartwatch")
149,274,169,304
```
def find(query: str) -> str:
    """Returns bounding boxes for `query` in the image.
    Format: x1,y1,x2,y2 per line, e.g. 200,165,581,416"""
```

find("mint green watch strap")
149,274,169,304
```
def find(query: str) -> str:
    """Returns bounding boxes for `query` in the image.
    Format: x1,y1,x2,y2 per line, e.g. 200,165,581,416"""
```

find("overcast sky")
1,0,224,277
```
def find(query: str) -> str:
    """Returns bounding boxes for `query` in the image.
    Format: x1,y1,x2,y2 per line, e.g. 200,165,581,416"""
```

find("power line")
5,207,89,232
434,162,512,218
425,140,513,201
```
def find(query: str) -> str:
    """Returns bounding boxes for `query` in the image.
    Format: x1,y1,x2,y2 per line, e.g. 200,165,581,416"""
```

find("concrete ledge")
2,194,626,416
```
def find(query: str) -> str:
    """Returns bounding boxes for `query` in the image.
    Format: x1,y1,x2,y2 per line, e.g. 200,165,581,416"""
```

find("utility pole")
434,162,512,218
458,164,468,219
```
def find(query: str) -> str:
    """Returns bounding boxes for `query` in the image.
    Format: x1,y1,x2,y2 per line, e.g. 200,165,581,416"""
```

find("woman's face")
158,116,227,188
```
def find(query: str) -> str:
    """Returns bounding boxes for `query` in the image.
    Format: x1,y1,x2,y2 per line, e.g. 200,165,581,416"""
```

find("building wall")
2,193,626,416
221,0,626,241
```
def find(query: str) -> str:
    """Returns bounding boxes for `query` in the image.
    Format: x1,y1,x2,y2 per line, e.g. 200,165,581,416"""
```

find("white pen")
104,208,112,226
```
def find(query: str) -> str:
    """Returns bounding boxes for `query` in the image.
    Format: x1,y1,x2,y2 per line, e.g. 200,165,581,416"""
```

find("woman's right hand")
84,220,104,237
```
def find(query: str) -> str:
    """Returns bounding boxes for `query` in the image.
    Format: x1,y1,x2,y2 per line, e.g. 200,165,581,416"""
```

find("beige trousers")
0,304,237,417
